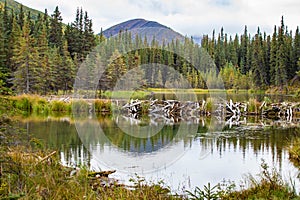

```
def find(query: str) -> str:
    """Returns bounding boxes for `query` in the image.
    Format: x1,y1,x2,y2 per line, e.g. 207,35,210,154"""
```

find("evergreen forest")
0,2,299,95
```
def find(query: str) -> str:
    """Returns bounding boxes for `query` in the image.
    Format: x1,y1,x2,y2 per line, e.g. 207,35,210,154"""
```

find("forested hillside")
201,17,300,90
0,1,299,95
0,2,97,94
0,0,43,20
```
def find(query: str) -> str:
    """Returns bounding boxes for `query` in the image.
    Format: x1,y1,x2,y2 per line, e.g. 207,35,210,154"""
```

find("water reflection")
17,114,300,191
17,118,91,167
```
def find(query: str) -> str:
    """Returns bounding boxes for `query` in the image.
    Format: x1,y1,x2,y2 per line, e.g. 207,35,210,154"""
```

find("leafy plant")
186,183,220,200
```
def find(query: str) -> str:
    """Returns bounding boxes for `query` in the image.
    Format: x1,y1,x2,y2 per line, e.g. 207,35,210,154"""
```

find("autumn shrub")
32,98,50,114
94,99,111,113
72,100,89,113
12,95,34,112
50,100,69,112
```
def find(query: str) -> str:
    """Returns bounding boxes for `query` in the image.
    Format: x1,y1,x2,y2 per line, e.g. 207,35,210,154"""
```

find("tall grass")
8,95,115,115
186,160,298,200
289,137,300,168
106,90,151,100
223,160,297,199
248,98,261,114
50,100,70,112
0,146,179,199
11,94,36,112
72,100,89,113
94,99,111,113
0,115,178,199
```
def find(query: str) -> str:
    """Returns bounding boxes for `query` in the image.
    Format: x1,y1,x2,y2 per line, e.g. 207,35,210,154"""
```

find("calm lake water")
17,112,300,193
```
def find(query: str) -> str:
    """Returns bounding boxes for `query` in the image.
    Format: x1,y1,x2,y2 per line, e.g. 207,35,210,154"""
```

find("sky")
17,0,300,37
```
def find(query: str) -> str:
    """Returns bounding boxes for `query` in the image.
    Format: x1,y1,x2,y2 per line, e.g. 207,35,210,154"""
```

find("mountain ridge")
102,18,172,37
101,18,185,44
101,18,203,44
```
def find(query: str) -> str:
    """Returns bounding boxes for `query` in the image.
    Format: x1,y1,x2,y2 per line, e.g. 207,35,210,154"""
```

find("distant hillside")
0,0,44,20
102,18,184,44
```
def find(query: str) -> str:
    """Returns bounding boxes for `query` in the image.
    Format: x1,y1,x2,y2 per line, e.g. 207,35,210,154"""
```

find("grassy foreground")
0,116,180,199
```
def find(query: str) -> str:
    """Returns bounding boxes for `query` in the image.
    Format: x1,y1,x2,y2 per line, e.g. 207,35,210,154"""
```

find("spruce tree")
12,18,39,94
49,6,63,51
269,26,277,85
294,27,300,71
240,26,249,74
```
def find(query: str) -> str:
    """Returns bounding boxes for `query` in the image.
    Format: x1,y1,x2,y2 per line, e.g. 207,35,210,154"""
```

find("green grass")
0,147,179,199
50,100,70,112
0,115,179,199
94,99,112,113
222,160,298,200
148,88,264,95
72,100,89,113
248,98,261,113
102,90,151,100
7,95,113,114
186,160,298,200
1,96,300,199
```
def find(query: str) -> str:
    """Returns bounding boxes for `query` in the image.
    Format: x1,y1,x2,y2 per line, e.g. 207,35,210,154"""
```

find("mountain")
102,18,184,44
0,0,45,20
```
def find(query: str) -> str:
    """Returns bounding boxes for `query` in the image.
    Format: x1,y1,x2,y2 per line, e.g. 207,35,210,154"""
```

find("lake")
16,111,300,193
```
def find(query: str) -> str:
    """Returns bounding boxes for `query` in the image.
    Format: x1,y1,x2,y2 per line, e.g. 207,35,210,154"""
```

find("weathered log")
121,99,300,121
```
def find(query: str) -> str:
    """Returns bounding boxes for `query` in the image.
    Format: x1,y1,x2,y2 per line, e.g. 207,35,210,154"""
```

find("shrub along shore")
2,94,299,118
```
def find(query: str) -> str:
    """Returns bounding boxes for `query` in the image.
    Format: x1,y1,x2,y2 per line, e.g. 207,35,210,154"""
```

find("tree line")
201,17,300,90
0,1,299,95
0,2,97,94
91,17,300,93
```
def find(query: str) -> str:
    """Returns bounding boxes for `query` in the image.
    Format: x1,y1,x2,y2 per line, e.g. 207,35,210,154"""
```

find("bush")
205,97,213,113
72,100,89,113
222,160,297,200
187,160,298,200
50,100,69,112
32,98,50,114
13,95,34,112
94,99,111,113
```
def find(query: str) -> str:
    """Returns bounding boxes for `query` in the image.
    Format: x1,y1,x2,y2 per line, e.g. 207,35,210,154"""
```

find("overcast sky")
17,0,300,36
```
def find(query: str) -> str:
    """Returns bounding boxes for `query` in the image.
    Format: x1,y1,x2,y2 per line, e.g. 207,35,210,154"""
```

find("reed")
248,98,261,114
289,137,300,168
94,99,111,113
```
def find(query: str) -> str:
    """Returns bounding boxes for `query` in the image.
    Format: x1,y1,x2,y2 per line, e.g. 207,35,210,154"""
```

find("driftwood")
122,99,142,114
120,99,300,123
88,170,116,178
38,151,57,164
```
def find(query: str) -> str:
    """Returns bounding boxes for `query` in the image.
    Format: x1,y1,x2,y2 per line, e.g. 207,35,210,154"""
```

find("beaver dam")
119,99,300,118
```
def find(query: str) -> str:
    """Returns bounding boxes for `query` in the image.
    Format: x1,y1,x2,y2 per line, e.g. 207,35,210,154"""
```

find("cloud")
17,0,300,36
